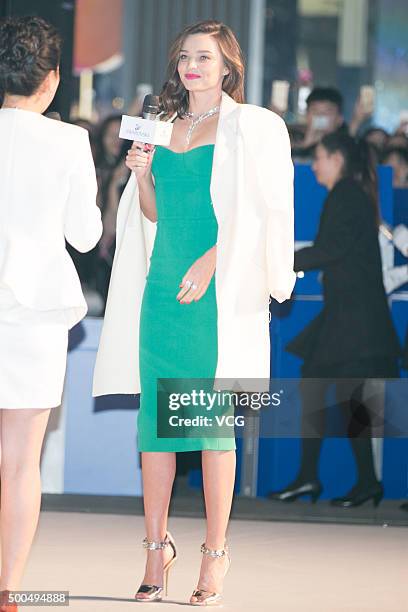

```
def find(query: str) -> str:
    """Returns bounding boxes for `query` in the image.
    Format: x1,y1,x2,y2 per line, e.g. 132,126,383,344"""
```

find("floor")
42,489,408,527
16,512,407,612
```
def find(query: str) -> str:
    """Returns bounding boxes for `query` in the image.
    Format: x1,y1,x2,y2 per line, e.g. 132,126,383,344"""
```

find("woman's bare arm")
125,141,157,222
138,174,157,222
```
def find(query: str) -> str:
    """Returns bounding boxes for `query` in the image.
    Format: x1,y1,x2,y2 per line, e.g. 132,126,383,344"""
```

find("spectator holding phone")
291,87,349,160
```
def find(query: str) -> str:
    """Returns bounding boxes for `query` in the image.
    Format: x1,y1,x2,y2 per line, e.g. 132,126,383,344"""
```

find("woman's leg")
0,407,51,591
192,449,235,596
137,451,176,597
335,378,379,488
295,377,328,482
288,370,334,484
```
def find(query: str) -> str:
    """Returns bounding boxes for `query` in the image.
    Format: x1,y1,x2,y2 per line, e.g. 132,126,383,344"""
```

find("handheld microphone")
141,94,160,153
142,94,160,120
119,95,173,146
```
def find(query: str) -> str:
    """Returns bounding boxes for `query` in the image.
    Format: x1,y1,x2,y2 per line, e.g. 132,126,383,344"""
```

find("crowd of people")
264,86,408,510
285,86,408,315
70,85,408,317
286,86,408,189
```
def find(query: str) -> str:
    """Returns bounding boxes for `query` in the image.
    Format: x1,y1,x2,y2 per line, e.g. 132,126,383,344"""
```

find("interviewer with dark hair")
0,16,102,610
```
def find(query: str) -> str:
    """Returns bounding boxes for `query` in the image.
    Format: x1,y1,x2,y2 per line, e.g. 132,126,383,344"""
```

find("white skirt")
0,285,69,409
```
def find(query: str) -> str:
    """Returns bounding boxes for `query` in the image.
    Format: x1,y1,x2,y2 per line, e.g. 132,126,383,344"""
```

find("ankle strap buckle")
142,534,169,550
200,542,228,557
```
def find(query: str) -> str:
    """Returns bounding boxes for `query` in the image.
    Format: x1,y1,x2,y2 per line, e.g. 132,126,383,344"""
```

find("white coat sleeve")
255,112,296,303
64,129,103,253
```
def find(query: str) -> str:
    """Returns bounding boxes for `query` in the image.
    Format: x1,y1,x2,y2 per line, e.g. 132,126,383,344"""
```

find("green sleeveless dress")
137,144,236,452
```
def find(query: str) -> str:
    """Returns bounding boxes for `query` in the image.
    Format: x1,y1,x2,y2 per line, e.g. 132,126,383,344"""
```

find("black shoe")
330,481,383,508
267,479,323,503
399,502,408,512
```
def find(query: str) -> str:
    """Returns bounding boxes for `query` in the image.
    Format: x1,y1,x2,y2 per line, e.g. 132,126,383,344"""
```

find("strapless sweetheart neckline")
156,144,215,155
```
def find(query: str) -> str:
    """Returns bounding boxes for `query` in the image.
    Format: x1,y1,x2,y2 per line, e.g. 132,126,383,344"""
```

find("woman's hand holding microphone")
125,141,155,182
125,141,158,223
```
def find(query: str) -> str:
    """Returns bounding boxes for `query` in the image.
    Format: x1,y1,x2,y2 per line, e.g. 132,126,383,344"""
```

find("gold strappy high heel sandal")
134,530,177,602
190,541,231,606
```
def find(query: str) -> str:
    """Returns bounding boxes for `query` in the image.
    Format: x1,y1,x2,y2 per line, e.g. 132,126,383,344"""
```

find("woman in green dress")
125,21,243,606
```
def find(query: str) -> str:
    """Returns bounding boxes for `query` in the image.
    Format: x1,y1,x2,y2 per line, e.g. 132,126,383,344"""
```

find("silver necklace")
184,105,220,146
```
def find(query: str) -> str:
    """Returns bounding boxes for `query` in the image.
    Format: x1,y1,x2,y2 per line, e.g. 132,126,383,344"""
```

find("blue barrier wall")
256,164,408,500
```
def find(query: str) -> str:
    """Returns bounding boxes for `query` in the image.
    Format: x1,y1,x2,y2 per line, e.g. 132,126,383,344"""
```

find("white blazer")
92,90,295,395
0,108,103,329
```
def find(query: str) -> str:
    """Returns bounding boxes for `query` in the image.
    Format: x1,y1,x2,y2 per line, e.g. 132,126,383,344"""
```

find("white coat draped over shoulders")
92,90,295,395
0,108,103,329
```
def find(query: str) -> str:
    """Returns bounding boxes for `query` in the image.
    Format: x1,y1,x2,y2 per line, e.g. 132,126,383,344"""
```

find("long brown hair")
158,20,245,119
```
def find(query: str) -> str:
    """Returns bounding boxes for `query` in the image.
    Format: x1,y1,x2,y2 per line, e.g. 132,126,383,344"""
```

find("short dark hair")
362,126,389,139
306,87,343,113
0,15,62,98
382,146,408,166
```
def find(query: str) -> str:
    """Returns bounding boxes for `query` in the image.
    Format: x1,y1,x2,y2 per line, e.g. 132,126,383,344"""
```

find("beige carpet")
17,512,406,611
